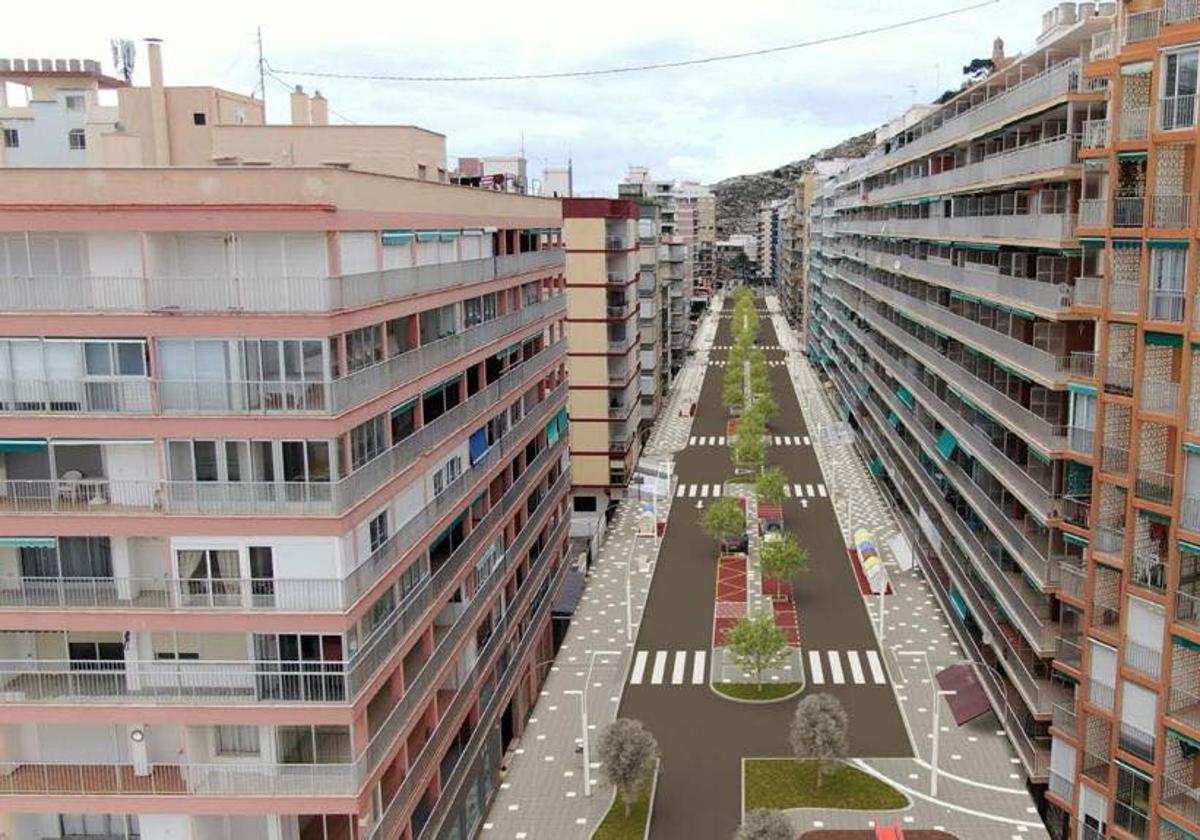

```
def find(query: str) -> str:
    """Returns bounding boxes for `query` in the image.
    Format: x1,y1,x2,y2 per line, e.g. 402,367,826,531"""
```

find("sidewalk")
766,294,1049,840
480,306,722,839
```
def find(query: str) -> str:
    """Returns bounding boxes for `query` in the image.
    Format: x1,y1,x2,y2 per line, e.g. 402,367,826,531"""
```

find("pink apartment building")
0,44,571,840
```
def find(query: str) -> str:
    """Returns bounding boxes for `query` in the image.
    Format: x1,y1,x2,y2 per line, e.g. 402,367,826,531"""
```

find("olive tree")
790,693,849,787
755,467,788,506
597,718,658,817
734,809,794,840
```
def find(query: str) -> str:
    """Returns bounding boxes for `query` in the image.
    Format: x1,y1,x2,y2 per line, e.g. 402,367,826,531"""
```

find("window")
59,814,140,838
1149,248,1187,320
350,415,387,470
433,455,462,497
64,94,86,111
176,548,240,606
215,724,260,756
363,587,395,636
418,164,428,180
368,511,389,553
67,129,86,150
2,128,17,149
84,341,147,377
345,325,382,373
390,400,416,443
419,304,458,345
193,112,207,126
398,557,428,603
1161,50,1199,130
573,495,598,512
276,725,351,764
464,293,498,328
521,281,540,306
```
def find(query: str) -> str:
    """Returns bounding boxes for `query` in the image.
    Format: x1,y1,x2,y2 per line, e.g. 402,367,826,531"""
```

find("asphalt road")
620,301,912,840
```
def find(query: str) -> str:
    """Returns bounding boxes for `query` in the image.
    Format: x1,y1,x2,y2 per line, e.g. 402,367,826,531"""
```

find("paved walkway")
765,294,1049,840
480,307,722,838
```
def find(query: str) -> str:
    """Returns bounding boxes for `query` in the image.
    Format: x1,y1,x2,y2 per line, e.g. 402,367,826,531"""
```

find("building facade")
563,199,642,536
805,4,1132,838
0,50,571,840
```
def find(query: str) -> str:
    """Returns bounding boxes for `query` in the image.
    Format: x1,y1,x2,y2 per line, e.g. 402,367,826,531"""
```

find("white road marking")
803,436,811,445
700,484,710,498
712,484,722,497
806,483,815,497
672,651,687,684
847,650,866,684
718,436,726,445
631,651,649,684
688,485,698,498
794,484,804,498
692,651,707,684
774,436,782,445
651,651,667,685
827,651,845,684
817,483,827,497
783,486,792,497
808,650,825,684
688,436,697,446
866,650,887,684
677,485,686,498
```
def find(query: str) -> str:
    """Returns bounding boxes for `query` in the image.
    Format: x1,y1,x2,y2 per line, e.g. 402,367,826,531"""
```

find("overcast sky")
8,0,1063,193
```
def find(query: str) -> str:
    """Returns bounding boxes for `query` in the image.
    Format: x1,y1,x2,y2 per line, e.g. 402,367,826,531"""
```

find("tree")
725,611,789,692
790,693,849,788
733,427,765,471
702,497,744,548
759,533,809,588
597,718,659,817
734,809,794,840
722,365,745,412
755,467,788,506
751,388,778,423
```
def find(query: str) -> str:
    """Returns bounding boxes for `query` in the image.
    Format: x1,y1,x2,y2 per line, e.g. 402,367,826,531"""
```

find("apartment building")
757,199,785,287
0,49,571,840
563,198,641,535
631,198,669,433
806,4,1122,837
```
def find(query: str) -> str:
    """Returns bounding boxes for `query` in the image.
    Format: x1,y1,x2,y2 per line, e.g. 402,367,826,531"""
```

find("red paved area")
772,598,800,645
801,832,958,840
761,576,792,598
714,554,748,645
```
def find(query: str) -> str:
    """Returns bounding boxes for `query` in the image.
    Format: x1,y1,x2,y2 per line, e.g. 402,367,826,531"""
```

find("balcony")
1048,768,1074,804
1131,552,1167,594
1162,95,1198,132
1070,351,1097,379
1125,7,1162,43
1051,700,1078,739
0,378,153,414
1124,638,1163,680
1089,679,1116,712
1153,194,1193,227
1073,276,1102,306
605,236,627,250
1163,778,1200,827
1057,635,1083,670
1167,0,1200,23
1105,363,1134,395
1067,426,1095,454
1102,444,1129,475
1119,107,1151,142
1170,680,1200,731
1059,564,1087,603
1082,119,1110,149
0,250,565,315
1114,195,1146,228
1135,467,1174,505
1142,378,1181,414
1078,198,1107,227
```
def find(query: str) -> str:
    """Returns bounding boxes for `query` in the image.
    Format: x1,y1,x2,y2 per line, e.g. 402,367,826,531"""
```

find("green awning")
0,537,55,548
424,375,461,395
1029,446,1051,464
415,231,440,242
390,399,416,417
887,411,900,429
557,407,569,434
439,230,460,241
1174,634,1200,653
1145,331,1183,348
950,291,980,303
547,419,560,445
381,230,414,245
954,241,1001,251
936,429,958,459
1161,817,1200,840
1117,151,1148,160
1078,237,1106,245
1112,239,1142,249
1063,532,1089,548
896,387,916,411
1184,442,1200,454
0,439,46,452
1057,249,1083,257
869,458,885,476
1149,239,1190,249
1068,383,1098,396
949,586,969,621
996,303,1035,319
1179,539,1200,555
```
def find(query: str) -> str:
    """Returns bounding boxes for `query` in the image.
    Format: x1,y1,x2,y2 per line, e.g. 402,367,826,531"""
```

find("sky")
7,0,1064,193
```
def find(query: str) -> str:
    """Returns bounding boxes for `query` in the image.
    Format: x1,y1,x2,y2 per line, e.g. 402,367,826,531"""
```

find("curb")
587,753,662,840
708,675,805,705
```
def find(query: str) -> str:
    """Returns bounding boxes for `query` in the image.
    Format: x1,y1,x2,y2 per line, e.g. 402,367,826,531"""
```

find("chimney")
146,37,164,90
290,85,310,126
991,37,1005,71
310,90,329,126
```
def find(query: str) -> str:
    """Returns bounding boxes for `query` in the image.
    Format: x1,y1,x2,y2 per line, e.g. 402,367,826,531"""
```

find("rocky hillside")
711,130,874,236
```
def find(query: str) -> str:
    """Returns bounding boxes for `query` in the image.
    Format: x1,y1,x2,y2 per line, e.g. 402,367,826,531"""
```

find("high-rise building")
563,198,642,539
0,45,571,840
756,199,786,287
630,198,670,433
806,5,1135,837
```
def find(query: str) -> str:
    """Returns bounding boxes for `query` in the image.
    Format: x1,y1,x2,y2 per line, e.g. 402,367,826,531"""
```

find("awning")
1179,539,1200,555
1117,151,1148,161
896,386,915,411
0,537,56,548
949,586,969,621
415,231,440,242
1063,532,1089,548
1121,60,1153,76
1078,237,1106,245
0,439,46,452
556,407,569,434
887,411,900,429
381,230,414,246
439,230,460,241
546,419,560,446
1175,634,1200,654
469,428,490,466
936,429,958,459
936,662,994,726
553,569,586,616
869,458,885,476
1068,383,1097,396
1145,331,1183,348
1112,239,1142,249
955,241,1000,251
1184,442,1200,454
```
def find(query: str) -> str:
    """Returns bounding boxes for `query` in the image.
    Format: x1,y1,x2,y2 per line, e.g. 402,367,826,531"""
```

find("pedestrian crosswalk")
676,483,725,498
685,434,811,447
687,435,728,446
805,649,889,686
630,649,708,685
707,359,788,368
783,483,827,499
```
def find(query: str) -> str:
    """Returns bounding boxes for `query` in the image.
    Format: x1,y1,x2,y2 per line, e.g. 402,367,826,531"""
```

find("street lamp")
897,649,956,798
564,649,621,797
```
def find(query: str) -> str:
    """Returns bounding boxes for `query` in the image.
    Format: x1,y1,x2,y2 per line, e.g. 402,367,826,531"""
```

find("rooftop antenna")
256,27,266,108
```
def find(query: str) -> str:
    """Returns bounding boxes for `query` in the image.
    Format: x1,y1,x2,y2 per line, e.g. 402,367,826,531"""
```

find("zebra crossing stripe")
827,651,845,684
677,484,686,498
846,651,865,684
806,483,815,497
783,486,792,498
866,650,886,684
774,436,782,445
817,484,827,497
803,436,811,445
672,651,687,685
700,484,710,498
712,484,722,497
718,435,726,445
689,436,697,445
808,650,825,685
692,651,707,684
651,651,667,684
688,485,697,498
793,484,804,497
631,651,649,685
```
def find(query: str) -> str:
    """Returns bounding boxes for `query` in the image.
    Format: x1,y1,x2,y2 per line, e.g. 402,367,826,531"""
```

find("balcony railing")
1095,524,1125,556
1101,445,1129,475
1148,288,1186,322
1110,282,1139,314
1117,721,1156,764
1067,426,1094,454
1051,700,1078,738
1169,683,1200,731
1048,768,1074,804
1153,194,1193,227
1132,552,1168,594
1178,590,1200,630
1167,0,1200,24
1089,679,1115,711
1073,276,1102,307
1163,778,1200,826
1162,95,1198,132
0,575,344,612
0,250,565,315
1058,564,1086,602
1114,196,1146,227
1082,119,1110,149
1056,635,1083,669
1124,638,1163,680
1078,198,1107,227
1070,351,1097,379
1141,378,1181,413
1119,107,1151,142
0,378,154,414
1090,30,1114,60
1135,467,1174,504
1125,8,1162,43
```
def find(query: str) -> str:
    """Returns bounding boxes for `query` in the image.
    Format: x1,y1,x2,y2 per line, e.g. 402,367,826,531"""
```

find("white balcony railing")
1152,194,1192,227
1082,119,1110,149
1166,0,1200,24
1090,30,1114,61
1141,378,1181,413
1078,198,1107,227
1119,106,1151,142
1124,8,1162,43
1161,95,1198,131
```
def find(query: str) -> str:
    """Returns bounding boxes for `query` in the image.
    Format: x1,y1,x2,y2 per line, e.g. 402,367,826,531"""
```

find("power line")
266,0,997,84
263,68,358,124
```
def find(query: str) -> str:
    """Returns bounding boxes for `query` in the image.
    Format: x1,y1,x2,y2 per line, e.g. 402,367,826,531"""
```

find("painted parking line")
630,651,649,685
827,651,845,684
672,651,688,685
866,650,887,684
692,651,707,685
808,650,825,685
651,651,668,685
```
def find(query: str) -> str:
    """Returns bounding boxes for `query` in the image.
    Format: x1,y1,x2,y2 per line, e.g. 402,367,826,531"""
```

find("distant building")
541,165,573,198
451,154,528,193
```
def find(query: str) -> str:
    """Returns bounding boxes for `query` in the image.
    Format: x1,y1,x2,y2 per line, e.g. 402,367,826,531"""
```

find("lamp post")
897,649,956,798
565,649,621,797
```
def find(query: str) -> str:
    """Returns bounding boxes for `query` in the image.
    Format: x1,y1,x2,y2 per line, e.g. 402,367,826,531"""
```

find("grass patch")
744,759,908,811
592,769,655,840
714,682,802,700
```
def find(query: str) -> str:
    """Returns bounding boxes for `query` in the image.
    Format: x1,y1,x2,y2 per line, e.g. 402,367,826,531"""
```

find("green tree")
734,810,793,840
725,611,789,692
702,497,744,547
759,532,809,588
755,467,788,506
790,693,849,788
597,718,659,817
751,387,777,423
722,365,745,412
733,426,765,471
